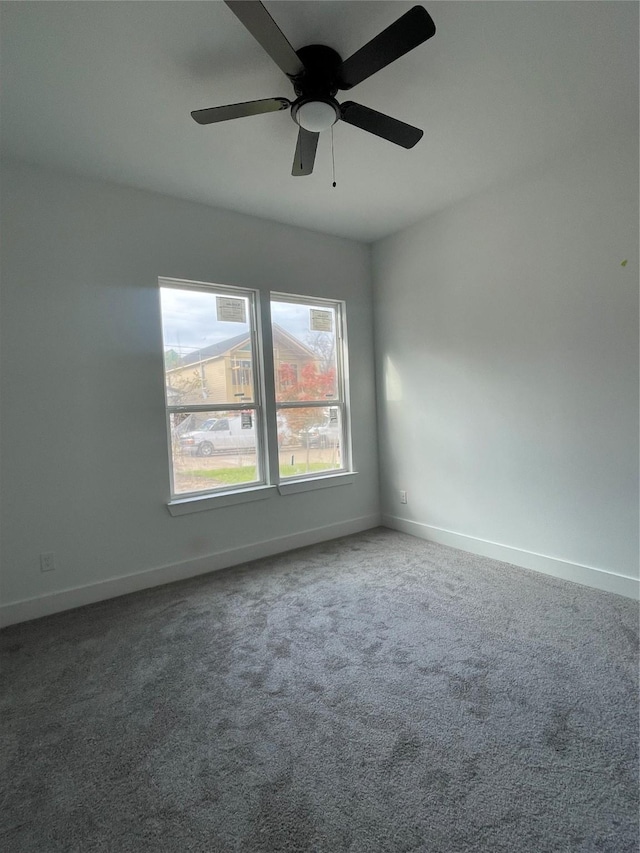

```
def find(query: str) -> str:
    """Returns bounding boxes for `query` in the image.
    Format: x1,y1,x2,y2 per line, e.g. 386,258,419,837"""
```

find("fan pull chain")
331,125,337,188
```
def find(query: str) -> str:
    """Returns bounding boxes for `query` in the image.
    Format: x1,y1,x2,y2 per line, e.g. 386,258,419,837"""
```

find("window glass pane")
271,300,338,403
169,409,259,495
277,406,343,477
161,287,255,406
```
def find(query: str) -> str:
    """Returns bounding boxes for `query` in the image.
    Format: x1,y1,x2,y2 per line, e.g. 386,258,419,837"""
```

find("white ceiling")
1,1,637,242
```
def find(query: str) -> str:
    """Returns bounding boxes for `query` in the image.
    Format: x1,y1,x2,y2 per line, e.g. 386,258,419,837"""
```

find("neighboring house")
165,323,318,406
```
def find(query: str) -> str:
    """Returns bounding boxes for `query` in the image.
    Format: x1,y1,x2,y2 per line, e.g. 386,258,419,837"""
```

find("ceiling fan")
191,1,436,176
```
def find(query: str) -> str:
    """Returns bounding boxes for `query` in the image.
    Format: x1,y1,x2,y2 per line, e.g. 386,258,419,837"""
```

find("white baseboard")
382,515,639,600
0,513,381,628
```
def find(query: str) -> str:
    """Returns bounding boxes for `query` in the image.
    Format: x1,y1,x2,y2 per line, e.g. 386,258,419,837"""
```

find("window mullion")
256,292,280,485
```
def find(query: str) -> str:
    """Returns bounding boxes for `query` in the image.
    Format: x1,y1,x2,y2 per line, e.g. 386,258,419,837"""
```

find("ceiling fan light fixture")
293,99,339,133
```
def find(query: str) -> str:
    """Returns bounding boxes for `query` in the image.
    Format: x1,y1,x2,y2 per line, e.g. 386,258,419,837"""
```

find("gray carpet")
1,528,638,853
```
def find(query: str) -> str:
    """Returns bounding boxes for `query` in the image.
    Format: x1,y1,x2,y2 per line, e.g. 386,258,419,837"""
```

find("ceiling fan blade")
191,97,290,125
292,128,319,176
340,101,423,149
224,1,304,78
338,6,436,90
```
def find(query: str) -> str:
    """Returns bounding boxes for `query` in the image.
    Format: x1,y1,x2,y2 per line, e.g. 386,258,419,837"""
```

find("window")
160,278,351,502
271,295,349,480
231,358,252,388
160,280,263,497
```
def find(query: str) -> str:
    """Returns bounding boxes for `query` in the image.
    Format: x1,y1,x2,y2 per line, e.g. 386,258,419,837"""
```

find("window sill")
167,472,357,514
167,485,276,516
277,471,357,495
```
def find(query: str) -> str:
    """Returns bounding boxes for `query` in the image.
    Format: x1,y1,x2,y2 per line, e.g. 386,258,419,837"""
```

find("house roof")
177,332,250,367
171,323,316,369
271,324,317,359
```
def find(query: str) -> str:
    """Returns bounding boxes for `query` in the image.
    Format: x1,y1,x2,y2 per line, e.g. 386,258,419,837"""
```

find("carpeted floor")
1,528,638,852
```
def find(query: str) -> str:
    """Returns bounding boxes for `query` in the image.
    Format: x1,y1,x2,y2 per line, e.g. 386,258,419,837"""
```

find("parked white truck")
176,413,293,456
177,416,255,456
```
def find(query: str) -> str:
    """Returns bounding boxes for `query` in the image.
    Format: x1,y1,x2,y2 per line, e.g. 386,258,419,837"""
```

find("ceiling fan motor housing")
290,45,343,132
292,45,343,98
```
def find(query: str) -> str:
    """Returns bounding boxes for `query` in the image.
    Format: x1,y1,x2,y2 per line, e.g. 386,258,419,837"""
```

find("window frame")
270,291,352,484
159,279,354,509
160,277,268,500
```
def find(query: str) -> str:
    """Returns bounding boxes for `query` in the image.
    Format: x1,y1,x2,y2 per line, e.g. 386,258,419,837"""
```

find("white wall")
372,131,639,596
0,160,380,624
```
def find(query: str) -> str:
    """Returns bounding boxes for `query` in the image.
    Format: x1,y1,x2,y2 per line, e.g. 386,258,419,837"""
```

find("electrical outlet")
399,490,408,504
40,552,55,572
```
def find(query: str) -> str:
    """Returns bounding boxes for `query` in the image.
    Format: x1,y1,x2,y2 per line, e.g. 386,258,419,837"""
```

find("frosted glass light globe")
295,100,339,132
